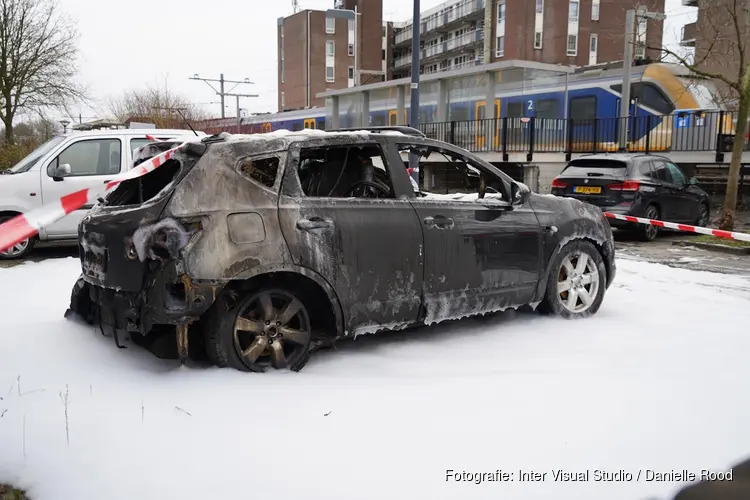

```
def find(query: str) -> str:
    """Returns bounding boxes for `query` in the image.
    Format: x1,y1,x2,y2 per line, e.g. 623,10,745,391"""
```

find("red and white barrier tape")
0,144,185,254
603,212,750,243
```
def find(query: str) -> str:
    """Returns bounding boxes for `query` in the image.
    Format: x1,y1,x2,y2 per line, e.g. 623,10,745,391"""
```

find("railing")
393,0,484,45
419,111,747,161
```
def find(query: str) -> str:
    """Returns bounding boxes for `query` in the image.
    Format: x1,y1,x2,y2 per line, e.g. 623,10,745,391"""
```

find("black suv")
66,127,616,372
551,153,711,241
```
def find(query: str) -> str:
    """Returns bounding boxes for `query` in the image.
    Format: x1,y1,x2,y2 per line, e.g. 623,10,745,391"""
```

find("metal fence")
420,110,745,160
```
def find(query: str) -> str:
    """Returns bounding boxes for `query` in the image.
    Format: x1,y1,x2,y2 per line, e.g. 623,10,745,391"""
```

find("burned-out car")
66,127,616,372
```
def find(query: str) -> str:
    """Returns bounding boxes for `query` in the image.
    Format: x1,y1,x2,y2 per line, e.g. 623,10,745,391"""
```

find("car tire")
538,239,607,319
695,203,709,227
635,205,660,242
0,215,36,260
203,287,313,373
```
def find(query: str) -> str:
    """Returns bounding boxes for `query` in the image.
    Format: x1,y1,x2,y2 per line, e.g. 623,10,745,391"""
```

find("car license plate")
574,186,601,194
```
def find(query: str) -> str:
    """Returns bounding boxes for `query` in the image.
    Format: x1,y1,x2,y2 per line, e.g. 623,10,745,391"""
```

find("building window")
569,0,579,21
382,25,386,37
591,0,600,20
635,41,646,58
326,41,335,56
349,19,354,32
382,49,386,60
567,34,577,55
326,66,334,82
496,36,505,57
281,92,285,110
326,16,335,34
534,31,542,49
497,1,505,22
348,67,354,79
281,60,284,83
536,0,543,14
348,43,354,56
589,33,598,64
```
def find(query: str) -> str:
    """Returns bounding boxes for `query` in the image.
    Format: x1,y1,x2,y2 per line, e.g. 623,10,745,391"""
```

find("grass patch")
690,230,750,248
0,484,29,500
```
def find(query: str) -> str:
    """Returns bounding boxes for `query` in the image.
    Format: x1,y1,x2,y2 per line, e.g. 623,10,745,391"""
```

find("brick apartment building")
391,0,665,78
680,0,746,107
277,0,388,112
277,0,665,112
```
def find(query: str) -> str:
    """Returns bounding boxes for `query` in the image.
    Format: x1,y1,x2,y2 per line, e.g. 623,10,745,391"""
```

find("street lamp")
619,8,666,150
59,119,70,133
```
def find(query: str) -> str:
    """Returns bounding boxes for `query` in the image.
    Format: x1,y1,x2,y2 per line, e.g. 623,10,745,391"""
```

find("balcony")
393,0,484,47
393,29,483,68
681,22,696,47
682,0,698,6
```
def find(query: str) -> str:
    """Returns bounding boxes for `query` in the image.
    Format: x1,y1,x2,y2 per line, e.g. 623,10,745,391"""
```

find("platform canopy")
316,59,574,129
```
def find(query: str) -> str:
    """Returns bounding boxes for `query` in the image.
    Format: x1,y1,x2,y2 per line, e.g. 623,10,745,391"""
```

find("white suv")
0,128,204,259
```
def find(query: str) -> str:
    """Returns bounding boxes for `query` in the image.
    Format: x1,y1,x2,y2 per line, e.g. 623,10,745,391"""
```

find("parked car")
550,153,711,241
0,128,205,259
66,127,616,373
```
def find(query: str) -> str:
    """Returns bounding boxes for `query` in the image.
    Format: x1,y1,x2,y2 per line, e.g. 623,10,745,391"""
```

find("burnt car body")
551,153,711,241
66,128,616,372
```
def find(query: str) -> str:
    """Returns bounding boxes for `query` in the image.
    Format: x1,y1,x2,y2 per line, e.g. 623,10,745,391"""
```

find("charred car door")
277,136,424,337
393,140,543,324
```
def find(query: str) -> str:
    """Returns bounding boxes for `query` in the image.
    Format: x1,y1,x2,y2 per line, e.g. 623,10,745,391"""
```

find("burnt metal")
66,129,617,369
176,324,189,364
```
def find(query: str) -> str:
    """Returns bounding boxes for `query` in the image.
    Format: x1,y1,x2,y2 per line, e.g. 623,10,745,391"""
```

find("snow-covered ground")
1,256,749,500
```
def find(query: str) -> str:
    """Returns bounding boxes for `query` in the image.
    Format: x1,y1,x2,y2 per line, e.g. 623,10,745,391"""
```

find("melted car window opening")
298,145,395,199
397,144,505,202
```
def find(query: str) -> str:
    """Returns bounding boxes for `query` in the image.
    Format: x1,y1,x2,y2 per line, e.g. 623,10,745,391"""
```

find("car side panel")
166,139,295,281
277,140,425,338
527,193,617,303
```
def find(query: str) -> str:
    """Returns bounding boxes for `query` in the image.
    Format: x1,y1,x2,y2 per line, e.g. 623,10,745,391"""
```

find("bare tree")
648,0,750,230
0,0,86,143
107,81,207,130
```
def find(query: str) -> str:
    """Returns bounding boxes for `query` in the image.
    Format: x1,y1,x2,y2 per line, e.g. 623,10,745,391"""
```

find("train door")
568,95,598,152
475,101,486,149
474,100,501,150
262,122,272,133
303,118,316,129
388,110,398,126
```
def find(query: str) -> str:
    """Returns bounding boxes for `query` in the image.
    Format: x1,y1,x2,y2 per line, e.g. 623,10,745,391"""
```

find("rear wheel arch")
218,266,343,341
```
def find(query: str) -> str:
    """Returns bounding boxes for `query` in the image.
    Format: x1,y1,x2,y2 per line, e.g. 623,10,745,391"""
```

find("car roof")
213,128,428,148
61,129,206,139
571,153,668,164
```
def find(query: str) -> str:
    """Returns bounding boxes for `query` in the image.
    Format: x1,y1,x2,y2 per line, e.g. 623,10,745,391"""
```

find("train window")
506,101,524,117
372,114,387,126
569,96,596,121
450,106,470,121
535,99,560,118
291,122,303,131
610,83,674,114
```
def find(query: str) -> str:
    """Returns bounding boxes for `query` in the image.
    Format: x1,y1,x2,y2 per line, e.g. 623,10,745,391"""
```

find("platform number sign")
527,100,534,112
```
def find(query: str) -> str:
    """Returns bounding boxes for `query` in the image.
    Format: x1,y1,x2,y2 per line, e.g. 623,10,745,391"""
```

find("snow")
2,257,750,500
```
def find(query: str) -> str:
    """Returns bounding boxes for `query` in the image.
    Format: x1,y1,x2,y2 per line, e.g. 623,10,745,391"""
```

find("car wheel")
204,287,313,372
695,203,709,227
635,205,659,242
0,215,36,260
539,239,607,319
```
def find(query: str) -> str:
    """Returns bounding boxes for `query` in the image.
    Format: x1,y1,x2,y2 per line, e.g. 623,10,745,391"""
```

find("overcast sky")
55,0,694,124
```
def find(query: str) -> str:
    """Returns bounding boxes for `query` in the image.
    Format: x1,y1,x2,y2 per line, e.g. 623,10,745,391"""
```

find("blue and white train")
200,62,727,152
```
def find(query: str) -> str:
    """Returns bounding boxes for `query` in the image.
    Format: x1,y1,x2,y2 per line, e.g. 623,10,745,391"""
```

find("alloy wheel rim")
0,238,29,257
698,206,708,227
232,290,311,371
557,251,600,314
